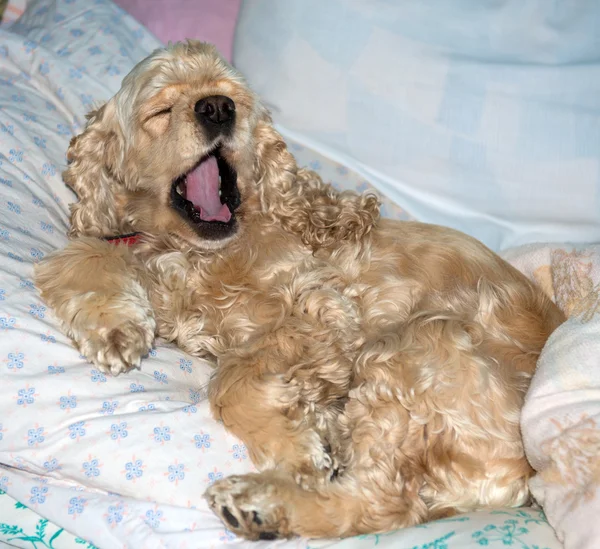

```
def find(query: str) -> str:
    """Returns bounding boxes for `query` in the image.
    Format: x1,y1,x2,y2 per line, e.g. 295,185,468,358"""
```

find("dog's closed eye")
152,107,172,117
143,106,172,134
143,106,172,121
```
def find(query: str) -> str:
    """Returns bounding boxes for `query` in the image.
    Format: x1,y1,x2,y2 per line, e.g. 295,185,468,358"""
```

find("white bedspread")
0,1,563,548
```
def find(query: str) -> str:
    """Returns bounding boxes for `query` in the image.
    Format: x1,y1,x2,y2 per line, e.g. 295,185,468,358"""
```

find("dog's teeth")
219,176,222,197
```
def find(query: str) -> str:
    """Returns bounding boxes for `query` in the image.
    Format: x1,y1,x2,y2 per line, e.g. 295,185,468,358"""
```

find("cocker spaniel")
35,41,565,540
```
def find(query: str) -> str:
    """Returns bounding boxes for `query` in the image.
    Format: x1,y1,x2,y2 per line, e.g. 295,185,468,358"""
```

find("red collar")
103,233,142,246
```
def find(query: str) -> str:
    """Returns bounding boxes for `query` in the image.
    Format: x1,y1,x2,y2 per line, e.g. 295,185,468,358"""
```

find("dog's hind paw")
204,473,294,541
293,439,340,490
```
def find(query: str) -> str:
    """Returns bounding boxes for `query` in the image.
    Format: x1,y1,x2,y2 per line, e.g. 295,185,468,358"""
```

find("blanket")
504,244,600,549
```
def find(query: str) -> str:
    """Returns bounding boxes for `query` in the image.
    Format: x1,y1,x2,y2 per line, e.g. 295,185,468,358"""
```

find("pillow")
114,0,241,60
234,0,600,251
0,0,25,25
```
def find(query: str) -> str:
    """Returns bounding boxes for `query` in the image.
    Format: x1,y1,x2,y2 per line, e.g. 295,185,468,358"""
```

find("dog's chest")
147,242,419,363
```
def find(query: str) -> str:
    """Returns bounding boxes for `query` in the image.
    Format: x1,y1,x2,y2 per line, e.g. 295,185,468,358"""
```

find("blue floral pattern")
43,458,61,473
82,458,101,478
153,425,171,444
16,387,36,406
124,459,144,481
109,422,128,441
26,427,45,447
144,508,163,528
194,432,211,450
68,495,86,516
166,463,185,484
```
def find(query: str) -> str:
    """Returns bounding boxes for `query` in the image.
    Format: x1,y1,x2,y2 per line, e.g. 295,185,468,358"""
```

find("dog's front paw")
204,474,294,541
77,319,155,376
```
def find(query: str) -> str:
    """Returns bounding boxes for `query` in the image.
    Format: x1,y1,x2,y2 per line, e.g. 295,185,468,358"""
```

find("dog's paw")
293,440,340,490
77,319,155,376
204,474,293,541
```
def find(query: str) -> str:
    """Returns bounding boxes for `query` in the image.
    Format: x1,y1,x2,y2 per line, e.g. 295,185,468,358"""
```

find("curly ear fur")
254,117,381,250
64,101,136,238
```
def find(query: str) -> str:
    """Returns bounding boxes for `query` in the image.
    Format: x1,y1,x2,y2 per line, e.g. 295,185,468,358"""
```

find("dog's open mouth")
171,147,240,239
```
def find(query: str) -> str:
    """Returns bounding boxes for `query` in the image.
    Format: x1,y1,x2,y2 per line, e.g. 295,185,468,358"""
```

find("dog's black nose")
194,95,235,128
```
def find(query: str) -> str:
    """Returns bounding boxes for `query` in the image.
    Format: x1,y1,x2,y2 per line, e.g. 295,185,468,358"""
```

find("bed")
1,0,596,547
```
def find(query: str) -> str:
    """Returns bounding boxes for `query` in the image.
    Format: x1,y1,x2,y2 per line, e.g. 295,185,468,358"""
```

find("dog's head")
65,40,296,249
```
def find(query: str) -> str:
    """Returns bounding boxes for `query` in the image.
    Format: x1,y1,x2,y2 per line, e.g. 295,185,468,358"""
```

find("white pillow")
234,0,600,251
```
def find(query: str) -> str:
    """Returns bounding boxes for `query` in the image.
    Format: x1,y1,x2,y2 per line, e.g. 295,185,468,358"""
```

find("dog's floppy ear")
252,113,298,214
253,114,380,250
64,101,137,238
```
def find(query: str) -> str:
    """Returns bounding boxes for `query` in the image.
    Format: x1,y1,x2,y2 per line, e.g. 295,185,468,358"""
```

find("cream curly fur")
35,41,565,540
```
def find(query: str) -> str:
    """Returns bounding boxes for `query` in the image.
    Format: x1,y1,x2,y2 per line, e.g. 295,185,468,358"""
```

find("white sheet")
0,1,562,548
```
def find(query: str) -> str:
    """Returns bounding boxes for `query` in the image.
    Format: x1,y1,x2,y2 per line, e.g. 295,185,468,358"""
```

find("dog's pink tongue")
185,156,231,222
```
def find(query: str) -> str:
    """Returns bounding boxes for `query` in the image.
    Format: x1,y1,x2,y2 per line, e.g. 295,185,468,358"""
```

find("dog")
35,41,565,540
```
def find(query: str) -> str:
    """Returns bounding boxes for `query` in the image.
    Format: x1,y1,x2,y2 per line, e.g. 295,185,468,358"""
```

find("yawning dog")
35,41,564,540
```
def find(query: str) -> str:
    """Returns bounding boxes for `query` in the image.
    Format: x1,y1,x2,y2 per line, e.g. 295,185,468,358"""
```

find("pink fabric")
113,0,241,61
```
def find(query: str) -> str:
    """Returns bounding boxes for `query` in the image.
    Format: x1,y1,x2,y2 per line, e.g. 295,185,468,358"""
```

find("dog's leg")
35,237,155,375
205,340,441,540
209,357,339,490
204,385,429,540
205,470,420,540
205,310,538,539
